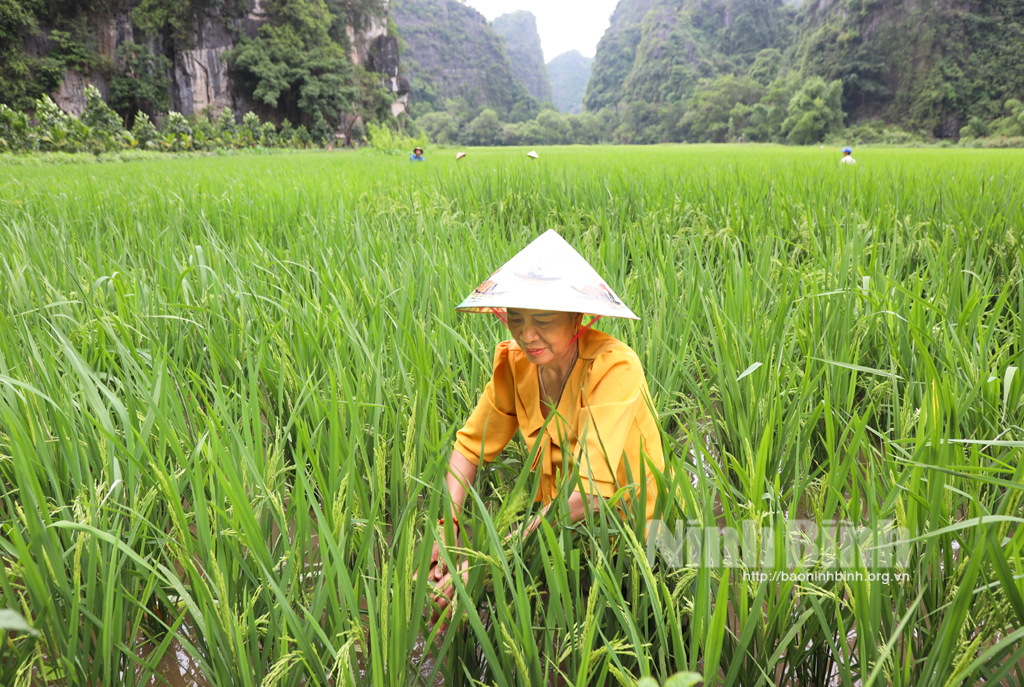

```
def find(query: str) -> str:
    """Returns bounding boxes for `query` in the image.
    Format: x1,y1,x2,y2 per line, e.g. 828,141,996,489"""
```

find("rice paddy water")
0,145,1023,686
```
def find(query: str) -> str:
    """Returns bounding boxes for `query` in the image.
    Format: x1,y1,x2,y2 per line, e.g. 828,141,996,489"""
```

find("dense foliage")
0,91,340,154
415,103,612,146
225,0,359,133
414,72,859,147
0,0,396,139
583,0,1024,143
0,0,115,110
492,11,552,104
546,50,593,115
108,42,172,126
391,0,540,122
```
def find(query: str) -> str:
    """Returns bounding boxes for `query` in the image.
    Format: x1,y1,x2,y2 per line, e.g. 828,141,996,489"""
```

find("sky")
463,0,621,62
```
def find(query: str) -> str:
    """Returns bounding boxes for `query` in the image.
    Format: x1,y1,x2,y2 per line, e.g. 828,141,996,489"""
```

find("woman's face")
505,309,582,365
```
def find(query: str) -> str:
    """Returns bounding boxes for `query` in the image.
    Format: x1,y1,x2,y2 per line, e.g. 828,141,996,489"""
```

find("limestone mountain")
585,0,791,111
391,0,538,119
547,50,593,114
0,0,404,135
492,11,552,104
585,0,1024,139
582,0,656,111
792,0,1024,137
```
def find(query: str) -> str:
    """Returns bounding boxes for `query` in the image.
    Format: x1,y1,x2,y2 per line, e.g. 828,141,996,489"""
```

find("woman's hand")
413,526,459,585
428,559,470,633
427,526,458,582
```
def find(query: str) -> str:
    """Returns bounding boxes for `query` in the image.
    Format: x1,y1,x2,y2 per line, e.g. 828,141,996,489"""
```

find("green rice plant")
0,145,1021,686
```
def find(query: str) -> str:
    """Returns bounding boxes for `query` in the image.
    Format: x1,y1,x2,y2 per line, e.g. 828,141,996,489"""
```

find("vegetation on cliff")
492,10,552,104
0,0,396,137
0,0,112,111
793,0,1024,138
583,0,1024,143
226,0,369,138
391,0,540,121
547,50,593,114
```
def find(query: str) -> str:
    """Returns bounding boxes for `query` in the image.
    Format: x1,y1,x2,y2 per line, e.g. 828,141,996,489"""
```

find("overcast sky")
463,0,620,62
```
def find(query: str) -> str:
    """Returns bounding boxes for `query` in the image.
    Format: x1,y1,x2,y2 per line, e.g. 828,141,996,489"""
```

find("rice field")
0,144,1023,687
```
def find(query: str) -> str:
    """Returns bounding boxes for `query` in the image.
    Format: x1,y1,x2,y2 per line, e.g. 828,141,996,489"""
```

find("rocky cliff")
584,0,1024,138
793,0,1024,136
585,0,791,110
492,11,552,104
547,50,593,114
390,0,537,119
1,0,404,125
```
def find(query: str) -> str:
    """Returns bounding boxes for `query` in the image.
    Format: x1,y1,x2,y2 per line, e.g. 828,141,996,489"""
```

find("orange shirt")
454,328,664,520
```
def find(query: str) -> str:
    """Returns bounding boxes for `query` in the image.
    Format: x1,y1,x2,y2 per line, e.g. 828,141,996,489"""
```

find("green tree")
535,109,571,144
782,77,844,144
749,48,784,87
226,0,358,130
566,112,603,144
417,111,459,144
80,82,122,137
682,75,763,142
466,108,501,145
614,100,661,144
132,0,200,45
109,42,172,125
988,98,1024,137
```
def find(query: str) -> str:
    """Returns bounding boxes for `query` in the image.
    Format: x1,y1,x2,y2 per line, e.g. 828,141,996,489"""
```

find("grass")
0,144,1022,686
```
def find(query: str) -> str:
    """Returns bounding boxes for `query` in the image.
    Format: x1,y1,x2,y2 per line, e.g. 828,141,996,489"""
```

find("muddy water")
136,637,209,687
135,628,444,686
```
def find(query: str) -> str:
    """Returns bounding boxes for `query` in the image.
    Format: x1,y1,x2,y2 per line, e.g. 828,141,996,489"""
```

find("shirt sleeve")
453,341,520,466
573,347,647,499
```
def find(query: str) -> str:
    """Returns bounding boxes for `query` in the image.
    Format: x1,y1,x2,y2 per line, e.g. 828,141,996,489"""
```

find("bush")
163,112,192,151
365,121,429,154
0,104,35,152
416,112,459,144
109,43,172,121
131,112,158,149
466,109,501,146
242,111,261,145
216,108,236,138
782,77,844,145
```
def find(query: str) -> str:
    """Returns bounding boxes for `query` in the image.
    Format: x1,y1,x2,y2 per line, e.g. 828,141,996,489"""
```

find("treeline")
0,87,339,154
416,67,1024,147
416,72,878,145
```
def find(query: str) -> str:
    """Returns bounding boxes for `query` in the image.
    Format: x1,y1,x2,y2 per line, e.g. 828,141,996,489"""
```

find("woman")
425,230,665,628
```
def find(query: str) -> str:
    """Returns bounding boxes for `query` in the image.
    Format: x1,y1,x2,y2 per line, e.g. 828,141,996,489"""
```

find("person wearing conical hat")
425,230,665,629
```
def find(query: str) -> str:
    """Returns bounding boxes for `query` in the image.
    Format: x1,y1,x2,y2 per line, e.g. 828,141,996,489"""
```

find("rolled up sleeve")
574,349,646,499
453,341,520,466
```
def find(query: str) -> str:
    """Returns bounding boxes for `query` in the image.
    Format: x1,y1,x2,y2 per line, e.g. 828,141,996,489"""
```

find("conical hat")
527,151,539,159
456,152,467,160
456,230,639,319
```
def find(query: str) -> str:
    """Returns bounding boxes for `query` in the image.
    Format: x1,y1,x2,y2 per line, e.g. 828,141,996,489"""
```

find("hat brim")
455,231,639,320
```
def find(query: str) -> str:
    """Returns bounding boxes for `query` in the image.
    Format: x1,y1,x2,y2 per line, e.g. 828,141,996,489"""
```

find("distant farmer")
420,230,665,629
411,147,425,162
840,147,856,164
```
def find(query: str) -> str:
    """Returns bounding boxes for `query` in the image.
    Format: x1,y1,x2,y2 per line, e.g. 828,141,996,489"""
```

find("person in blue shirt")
410,147,425,162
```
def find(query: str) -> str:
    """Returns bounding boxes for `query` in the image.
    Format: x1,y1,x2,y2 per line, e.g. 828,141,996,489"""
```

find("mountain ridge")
492,10,552,103
547,50,593,114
